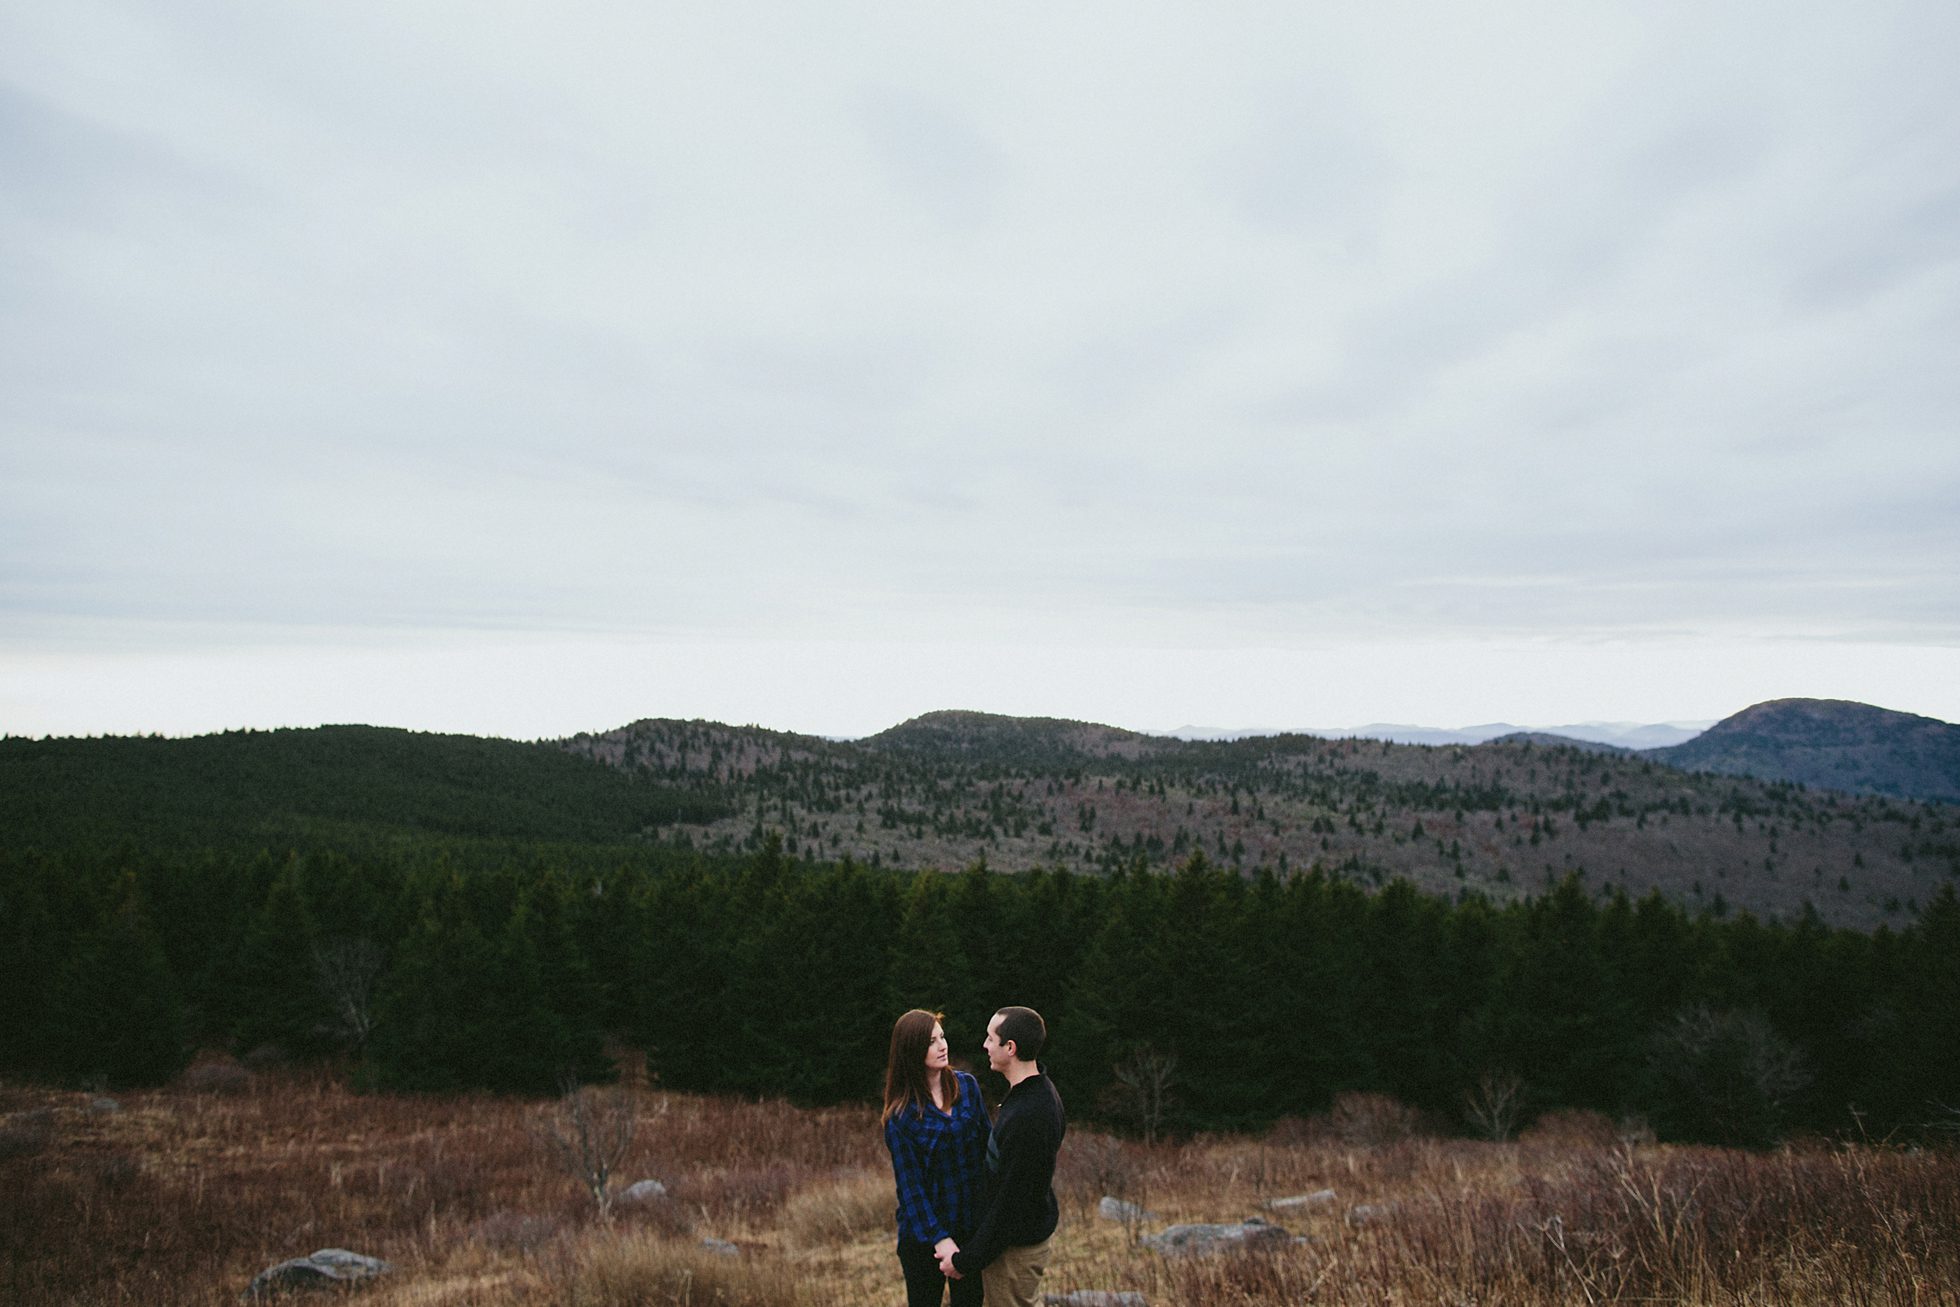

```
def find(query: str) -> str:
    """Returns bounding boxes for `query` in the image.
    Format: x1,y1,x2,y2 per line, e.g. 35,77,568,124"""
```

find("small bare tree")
1648,1005,1811,1146
1463,1069,1525,1141
1106,1046,1178,1145
311,937,383,1051
533,1081,651,1221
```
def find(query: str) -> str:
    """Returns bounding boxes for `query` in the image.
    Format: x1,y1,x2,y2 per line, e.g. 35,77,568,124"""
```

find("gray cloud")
4,2,1957,734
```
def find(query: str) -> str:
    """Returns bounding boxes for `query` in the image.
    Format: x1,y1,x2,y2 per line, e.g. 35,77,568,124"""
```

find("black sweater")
952,1069,1065,1275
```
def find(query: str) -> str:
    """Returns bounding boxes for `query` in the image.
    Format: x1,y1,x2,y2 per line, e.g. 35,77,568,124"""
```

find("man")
939,1005,1066,1307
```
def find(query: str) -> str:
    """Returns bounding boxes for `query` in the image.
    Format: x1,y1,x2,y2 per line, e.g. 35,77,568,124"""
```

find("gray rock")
1141,1218,1292,1256
1263,1189,1336,1210
1345,1203,1397,1227
243,1249,391,1299
701,1236,740,1257
89,1097,121,1114
1044,1293,1148,1307
1097,1196,1156,1222
619,1179,668,1203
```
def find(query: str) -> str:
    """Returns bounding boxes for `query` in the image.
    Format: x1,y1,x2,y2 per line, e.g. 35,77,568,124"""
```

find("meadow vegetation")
3,1069,1955,1307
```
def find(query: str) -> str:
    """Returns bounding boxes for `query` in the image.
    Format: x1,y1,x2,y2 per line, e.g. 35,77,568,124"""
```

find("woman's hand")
934,1238,960,1278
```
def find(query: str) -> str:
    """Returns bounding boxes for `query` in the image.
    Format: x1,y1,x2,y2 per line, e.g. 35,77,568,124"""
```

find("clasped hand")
933,1237,961,1279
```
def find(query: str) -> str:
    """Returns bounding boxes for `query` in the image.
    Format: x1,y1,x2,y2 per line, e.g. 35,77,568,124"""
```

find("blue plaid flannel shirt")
885,1069,991,1247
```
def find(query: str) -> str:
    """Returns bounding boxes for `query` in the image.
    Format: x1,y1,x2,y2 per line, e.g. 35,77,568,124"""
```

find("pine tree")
47,871,190,1087
631,862,731,1092
1490,875,1618,1112
0,853,62,1079
230,857,330,1056
1896,886,1960,1131
886,871,980,1028
367,874,502,1092
1266,871,1371,1111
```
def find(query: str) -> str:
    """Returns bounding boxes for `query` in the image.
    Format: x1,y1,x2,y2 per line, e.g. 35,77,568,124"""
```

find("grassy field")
3,1066,1956,1306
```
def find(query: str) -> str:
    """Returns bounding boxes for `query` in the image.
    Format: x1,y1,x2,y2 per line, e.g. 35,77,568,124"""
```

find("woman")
883,1009,989,1307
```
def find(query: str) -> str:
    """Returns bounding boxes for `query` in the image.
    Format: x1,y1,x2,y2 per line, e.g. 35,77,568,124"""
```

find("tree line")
2,837,1955,1148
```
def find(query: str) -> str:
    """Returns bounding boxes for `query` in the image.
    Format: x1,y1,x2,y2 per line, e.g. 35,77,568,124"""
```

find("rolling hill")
0,725,724,851
558,702,1959,929
1647,698,1960,804
7,700,1953,932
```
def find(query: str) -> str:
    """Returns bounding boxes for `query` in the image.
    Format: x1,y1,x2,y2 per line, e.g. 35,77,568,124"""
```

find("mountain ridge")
1166,720,1714,748
7,699,1953,933
1648,698,1960,804
552,698,1959,929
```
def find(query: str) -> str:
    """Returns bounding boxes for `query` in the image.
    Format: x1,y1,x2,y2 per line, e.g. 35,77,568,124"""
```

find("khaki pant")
980,1236,1053,1307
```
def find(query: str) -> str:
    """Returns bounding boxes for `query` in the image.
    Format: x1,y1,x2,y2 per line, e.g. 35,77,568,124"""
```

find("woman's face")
924,1023,949,1072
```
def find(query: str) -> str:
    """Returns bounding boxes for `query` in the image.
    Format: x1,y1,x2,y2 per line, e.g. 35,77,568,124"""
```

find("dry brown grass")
3,1073,1955,1307
778,1168,891,1247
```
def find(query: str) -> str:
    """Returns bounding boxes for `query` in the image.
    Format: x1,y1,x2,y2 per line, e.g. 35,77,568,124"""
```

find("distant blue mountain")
1166,719,1713,749
1647,698,1960,804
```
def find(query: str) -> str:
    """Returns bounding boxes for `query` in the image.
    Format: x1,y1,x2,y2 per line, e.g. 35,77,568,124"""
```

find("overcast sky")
4,2,1957,741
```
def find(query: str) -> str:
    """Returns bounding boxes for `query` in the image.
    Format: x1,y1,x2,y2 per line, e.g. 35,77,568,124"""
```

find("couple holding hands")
881,1006,1066,1307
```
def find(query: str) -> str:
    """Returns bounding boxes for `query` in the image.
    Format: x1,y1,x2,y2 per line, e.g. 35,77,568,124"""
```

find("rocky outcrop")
1140,1217,1293,1255
1097,1196,1156,1222
1262,1189,1336,1211
243,1249,390,1299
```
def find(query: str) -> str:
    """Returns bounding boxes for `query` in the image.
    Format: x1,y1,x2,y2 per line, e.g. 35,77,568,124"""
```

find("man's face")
983,1014,1013,1073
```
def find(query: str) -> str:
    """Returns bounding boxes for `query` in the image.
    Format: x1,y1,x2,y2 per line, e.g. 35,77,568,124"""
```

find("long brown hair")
882,1008,961,1124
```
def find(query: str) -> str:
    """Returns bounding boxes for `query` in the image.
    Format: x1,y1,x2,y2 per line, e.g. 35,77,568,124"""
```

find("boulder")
1044,1293,1148,1307
243,1249,391,1299
1141,1218,1291,1256
1345,1203,1397,1227
619,1179,669,1204
1263,1189,1336,1211
1097,1196,1156,1222
701,1236,740,1257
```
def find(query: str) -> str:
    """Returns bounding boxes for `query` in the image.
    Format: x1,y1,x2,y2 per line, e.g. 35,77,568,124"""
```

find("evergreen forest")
4,721,1957,1149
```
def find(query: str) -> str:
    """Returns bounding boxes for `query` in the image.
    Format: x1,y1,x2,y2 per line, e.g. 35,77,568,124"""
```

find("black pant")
897,1238,984,1307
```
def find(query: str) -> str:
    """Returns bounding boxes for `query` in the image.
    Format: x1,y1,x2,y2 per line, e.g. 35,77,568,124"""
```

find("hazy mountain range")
554,697,1959,930
1166,720,1715,749
6,698,1954,934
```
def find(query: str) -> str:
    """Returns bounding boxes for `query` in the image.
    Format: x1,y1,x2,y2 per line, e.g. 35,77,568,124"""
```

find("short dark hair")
994,1006,1046,1061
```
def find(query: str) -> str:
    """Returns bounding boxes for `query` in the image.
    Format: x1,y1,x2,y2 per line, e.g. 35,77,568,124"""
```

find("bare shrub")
1057,1130,1142,1218
1102,1045,1179,1145
1326,1091,1427,1145
1647,1005,1811,1146
534,1083,655,1222
311,936,384,1051
1463,1069,1525,1141
779,1168,890,1246
1616,1114,1657,1146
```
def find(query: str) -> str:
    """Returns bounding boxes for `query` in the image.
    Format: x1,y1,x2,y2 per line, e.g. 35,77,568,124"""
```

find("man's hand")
934,1238,960,1278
